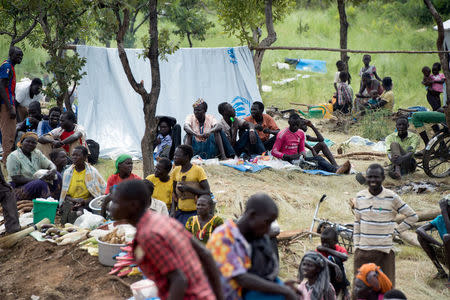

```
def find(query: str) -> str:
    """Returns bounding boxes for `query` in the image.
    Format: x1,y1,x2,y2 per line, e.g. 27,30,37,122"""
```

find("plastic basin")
97,237,125,267
89,195,107,215
33,199,58,224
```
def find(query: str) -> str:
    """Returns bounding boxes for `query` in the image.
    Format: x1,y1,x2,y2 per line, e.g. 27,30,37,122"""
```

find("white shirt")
149,198,169,216
15,79,43,107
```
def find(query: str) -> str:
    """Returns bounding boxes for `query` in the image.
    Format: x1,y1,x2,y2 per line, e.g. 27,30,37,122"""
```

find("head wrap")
298,251,330,300
356,263,392,294
17,132,38,148
115,154,132,174
192,98,205,108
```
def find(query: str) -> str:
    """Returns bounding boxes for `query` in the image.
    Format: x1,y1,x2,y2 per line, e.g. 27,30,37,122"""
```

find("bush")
358,109,394,141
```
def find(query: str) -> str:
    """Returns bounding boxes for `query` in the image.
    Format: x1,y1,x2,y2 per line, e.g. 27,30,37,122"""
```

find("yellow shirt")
67,169,91,200
171,164,207,211
146,174,173,210
380,90,394,112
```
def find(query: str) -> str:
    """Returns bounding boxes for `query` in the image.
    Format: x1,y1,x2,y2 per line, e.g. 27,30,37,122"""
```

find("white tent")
76,46,262,158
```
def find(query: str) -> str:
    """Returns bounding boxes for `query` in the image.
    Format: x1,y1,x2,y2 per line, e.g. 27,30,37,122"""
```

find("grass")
2,4,450,299
1,3,442,112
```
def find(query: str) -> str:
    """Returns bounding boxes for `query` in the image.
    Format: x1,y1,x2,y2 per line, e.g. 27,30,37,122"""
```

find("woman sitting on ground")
59,146,106,224
186,194,223,244
172,144,211,226
354,263,392,300
6,132,60,200
105,154,141,194
49,148,69,174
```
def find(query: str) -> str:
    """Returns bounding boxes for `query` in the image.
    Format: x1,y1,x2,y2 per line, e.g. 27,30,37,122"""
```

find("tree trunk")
253,0,277,93
142,0,161,177
187,32,193,48
424,0,450,125
337,0,349,65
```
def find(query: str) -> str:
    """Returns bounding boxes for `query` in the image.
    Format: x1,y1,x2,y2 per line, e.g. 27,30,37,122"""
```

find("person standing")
353,164,418,286
0,46,23,164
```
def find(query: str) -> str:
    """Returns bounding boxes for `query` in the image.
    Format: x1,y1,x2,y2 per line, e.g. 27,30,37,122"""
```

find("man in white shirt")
15,78,43,122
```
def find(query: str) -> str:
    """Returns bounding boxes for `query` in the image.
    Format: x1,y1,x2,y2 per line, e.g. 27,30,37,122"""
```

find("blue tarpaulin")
285,58,327,74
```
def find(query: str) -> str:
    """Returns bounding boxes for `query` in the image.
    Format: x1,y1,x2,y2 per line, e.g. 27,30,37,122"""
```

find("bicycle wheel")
337,224,354,254
423,132,450,178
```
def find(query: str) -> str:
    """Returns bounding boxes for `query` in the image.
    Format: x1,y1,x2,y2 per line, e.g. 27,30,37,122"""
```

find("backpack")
86,139,100,164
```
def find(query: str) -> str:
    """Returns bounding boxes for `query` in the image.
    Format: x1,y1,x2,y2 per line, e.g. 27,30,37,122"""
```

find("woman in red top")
105,154,141,194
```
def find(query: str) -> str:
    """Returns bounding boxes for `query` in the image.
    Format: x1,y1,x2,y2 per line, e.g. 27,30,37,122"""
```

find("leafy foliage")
37,0,94,109
214,0,294,47
165,0,214,47
0,0,40,47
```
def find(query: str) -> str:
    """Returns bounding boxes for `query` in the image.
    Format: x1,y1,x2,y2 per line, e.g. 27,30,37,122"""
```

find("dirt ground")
0,236,134,300
0,118,449,299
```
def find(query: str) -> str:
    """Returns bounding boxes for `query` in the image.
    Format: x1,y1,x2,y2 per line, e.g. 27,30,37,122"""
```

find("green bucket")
33,199,59,224
308,106,326,118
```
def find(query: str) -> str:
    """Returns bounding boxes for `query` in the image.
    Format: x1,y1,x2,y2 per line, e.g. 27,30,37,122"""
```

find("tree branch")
115,6,147,95
0,31,14,38
11,19,38,46
258,0,276,48
133,13,150,34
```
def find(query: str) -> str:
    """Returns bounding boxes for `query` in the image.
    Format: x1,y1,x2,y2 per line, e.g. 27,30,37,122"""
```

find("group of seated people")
333,55,395,115
154,98,352,175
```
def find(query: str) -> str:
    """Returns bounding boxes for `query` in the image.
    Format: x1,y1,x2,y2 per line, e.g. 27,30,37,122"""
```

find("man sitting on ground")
272,113,350,174
416,196,450,284
218,102,265,158
38,111,88,157
37,107,61,137
110,179,223,300
16,101,43,137
244,101,280,151
184,98,227,159
207,193,297,300
385,117,420,179
298,117,340,169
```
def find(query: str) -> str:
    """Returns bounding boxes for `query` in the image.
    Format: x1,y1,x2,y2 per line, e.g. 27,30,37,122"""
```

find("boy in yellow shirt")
145,158,173,211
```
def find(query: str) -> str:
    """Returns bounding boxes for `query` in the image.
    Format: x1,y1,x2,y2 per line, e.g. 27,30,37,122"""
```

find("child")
154,119,172,158
428,62,446,111
335,71,353,114
359,55,381,82
421,66,432,89
316,227,350,300
354,263,392,300
297,251,336,300
334,60,346,93
145,157,173,212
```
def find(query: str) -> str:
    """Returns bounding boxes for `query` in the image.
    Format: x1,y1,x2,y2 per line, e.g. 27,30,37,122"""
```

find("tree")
108,0,177,175
0,1,39,47
36,1,93,111
424,0,450,125
215,0,294,90
94,0,149,48
337,0,349,65
165,0,214,48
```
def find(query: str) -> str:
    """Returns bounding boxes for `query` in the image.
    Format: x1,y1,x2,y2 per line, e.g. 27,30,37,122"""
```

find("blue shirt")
430,215,448,240
0,60,15,105
37,120,57,137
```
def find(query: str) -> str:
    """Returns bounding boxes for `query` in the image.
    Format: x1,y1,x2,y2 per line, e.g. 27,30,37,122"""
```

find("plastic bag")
74,209,104,229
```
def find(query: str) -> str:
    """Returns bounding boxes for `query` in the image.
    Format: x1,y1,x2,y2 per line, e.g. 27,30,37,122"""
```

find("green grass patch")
0,4,442,112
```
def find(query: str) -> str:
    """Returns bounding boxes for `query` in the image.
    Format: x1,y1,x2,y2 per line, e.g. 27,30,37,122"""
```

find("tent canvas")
76,46,262,158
